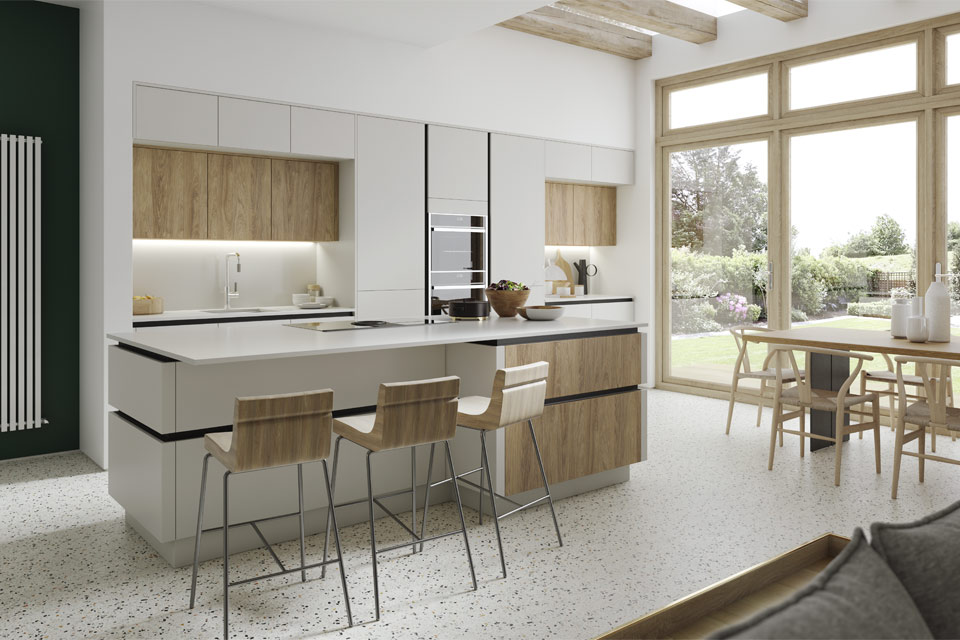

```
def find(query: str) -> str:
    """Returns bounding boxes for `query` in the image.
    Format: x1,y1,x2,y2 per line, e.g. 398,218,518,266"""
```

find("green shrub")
747,304,762,322
671,299,721,334
848,300,892,318
791,308,808,323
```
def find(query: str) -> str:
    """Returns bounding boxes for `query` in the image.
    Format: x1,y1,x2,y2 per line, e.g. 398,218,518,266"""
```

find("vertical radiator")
0,135,42,432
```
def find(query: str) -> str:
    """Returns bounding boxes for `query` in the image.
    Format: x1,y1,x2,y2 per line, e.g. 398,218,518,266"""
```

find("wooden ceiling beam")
533,4,653,41
556,0,717,44
727,0,808,22
500,11,653,59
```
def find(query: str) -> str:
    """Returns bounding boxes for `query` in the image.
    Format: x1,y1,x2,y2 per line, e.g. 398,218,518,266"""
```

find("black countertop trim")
546,386,638,406
471,326,638,346
116,342,179,363
548,297,633,306
133,311,355,328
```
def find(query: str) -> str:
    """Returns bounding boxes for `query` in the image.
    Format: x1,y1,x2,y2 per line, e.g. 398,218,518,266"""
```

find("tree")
868,214,908,256
670,146,768,257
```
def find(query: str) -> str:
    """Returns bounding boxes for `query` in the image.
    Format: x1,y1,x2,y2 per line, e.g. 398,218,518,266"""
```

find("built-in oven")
428,207,488,316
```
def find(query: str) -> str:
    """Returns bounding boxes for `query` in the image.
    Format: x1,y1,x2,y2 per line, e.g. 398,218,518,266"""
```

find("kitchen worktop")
109,316,644,365
545,294,633,304
130,305,354,326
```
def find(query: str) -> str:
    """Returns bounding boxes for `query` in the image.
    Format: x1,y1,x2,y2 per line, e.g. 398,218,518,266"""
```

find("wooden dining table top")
743,326,960,360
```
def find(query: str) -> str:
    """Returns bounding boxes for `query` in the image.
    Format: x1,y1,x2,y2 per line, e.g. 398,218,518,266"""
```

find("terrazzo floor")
2,390,959,639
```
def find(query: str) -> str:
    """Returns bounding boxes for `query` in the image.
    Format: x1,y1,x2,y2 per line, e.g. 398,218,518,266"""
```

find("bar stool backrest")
231,390,334,473
486,361,549,428
376,376,461,450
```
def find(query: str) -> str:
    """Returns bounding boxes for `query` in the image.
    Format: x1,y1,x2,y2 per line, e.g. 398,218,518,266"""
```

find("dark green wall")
0,1,79,460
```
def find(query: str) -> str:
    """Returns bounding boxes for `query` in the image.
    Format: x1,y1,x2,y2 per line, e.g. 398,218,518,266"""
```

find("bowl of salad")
485,280,530,318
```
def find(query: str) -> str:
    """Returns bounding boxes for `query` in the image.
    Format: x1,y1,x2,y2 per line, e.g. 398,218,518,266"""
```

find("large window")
657,12,960,393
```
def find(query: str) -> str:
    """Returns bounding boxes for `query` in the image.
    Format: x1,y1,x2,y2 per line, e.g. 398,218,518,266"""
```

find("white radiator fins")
0,134,42,432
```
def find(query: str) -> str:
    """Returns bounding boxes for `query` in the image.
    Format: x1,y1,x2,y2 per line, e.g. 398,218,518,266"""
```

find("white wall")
80,0,637,467
132,241,320,310
593,0,960,382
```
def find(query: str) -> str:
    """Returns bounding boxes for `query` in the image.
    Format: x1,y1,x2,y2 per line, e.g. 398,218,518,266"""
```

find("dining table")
743,327,960,451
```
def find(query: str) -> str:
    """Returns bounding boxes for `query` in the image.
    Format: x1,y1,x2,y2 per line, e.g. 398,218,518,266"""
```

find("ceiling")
196,0,549,47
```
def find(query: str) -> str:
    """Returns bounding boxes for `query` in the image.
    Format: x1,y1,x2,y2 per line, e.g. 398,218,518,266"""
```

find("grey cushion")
709,529,932,639
871,499,960,639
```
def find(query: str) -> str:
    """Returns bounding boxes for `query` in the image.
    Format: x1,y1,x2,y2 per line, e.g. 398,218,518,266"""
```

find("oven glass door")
431,228,486,272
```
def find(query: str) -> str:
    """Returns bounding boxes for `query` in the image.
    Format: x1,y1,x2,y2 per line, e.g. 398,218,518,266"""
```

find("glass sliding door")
667,140,770,386
788,121,917,334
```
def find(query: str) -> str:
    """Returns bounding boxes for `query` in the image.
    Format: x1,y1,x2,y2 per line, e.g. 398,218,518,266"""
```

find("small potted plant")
485,280,530,318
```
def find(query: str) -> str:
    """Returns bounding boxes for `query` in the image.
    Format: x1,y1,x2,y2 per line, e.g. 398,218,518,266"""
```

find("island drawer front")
504,332,641,399
504,389,642,495
108,345,177,434
109,412,176,542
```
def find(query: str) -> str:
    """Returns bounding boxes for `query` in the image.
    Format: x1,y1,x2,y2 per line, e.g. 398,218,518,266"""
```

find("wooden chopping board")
554,250,574,284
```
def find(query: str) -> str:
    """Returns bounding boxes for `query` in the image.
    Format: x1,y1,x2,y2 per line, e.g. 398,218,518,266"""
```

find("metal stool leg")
478,439,484,525
321,436,342,579
366,450,381,621
297,464,306,582
222,470,231,640
321,460,353,627
418,443,436,553
410,447,417,554
444,441,478,591
481,430,506,578
190,453,211,609
529,419,563,547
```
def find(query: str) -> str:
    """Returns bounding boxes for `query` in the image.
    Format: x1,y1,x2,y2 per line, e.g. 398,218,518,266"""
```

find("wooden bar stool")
188,390,352,640
420,361,561,579
320,375,476,622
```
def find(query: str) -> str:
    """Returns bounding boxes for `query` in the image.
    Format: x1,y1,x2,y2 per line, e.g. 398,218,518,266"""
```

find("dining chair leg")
297,463,306,582
321,436,342,579
444,441,478,592
931,424,937,453
418,443,436,554
190,453,211,609
755,380,766,427
833,412,844,487
919,428,926,483
222,470,231,640
321,460,353,628
481,430,506,579
366,450,380,622
872,399,881,475
528,419,563,547
799,407,806,459
768,398,781,471
887,382,896,432
892,418,905,499
858,376,867,440
724,388,736,435
410,447,418,554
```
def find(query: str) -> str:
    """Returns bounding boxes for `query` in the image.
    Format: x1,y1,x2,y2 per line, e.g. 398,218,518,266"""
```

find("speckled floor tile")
1,390,958,639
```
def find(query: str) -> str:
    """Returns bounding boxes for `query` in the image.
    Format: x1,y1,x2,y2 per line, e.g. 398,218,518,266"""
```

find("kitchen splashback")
132,240,319,311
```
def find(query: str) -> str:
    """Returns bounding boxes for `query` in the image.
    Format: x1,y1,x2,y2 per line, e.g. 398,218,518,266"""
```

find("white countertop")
545,294,633,303
109,317,643,365
131,306,355,324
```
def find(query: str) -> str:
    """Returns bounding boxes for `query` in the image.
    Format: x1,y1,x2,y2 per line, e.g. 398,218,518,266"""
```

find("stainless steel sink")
202,308,265,314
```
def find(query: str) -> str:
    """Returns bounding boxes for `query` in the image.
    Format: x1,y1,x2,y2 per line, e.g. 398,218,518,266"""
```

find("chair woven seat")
781,386,877,412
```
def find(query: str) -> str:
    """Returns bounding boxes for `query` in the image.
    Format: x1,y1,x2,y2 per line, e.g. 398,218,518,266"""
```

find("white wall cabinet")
134,86,218,146
356,290,424,320
356,116,425,292
427,125,488,201
545,140,591,182
490,134,544,288
218,97,290,154
291,107,355,159
592,147,634,185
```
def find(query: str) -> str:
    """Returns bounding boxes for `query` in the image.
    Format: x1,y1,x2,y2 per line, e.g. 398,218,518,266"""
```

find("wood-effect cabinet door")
271,159,338,241
207,154,271,240
597,185,617,245
573,184,600,245
545,182,573,245
133,147,207,239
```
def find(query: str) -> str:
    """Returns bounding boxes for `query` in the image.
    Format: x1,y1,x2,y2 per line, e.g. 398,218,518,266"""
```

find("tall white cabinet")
427,126,488,202
355,116,425,319
490,134,545,304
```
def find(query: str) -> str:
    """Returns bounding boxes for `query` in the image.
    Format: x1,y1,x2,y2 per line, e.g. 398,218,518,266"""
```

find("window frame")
661,65,774,135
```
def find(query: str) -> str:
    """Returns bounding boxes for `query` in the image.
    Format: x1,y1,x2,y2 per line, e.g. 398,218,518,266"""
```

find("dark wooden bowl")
485,289,530,318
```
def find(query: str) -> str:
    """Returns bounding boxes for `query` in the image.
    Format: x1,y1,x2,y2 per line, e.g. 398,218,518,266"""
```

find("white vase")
907,315,928,343
891,299,910,338
925,274,951,343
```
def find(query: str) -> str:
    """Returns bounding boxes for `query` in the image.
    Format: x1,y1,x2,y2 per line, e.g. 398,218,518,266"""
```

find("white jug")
926,263,951,343
891,299,911,339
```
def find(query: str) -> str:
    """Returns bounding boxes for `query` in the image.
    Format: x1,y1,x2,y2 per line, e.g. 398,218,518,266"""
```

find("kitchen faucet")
224,252,241,310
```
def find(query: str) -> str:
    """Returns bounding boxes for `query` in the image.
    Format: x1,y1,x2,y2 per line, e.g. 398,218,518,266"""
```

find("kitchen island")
107,317,647,566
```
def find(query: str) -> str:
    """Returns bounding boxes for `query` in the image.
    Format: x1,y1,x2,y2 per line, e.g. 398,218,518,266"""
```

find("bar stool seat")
321,375,476,622
455,396,496,428
188,390,353,639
